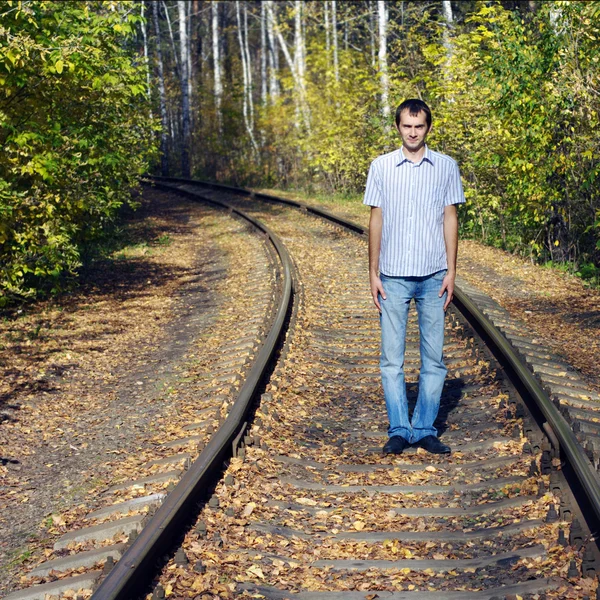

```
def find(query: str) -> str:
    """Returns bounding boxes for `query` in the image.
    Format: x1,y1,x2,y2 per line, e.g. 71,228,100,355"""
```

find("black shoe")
416,435,451,454
382,436,410,455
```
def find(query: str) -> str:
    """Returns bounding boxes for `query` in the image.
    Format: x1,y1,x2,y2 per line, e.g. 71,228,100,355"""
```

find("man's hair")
395,99,432,129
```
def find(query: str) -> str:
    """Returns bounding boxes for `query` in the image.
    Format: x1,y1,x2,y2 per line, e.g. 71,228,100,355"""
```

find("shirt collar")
397,145,434,167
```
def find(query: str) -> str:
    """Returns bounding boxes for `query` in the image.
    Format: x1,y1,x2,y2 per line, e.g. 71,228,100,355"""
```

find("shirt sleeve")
444,162,466,206
363,160,383,207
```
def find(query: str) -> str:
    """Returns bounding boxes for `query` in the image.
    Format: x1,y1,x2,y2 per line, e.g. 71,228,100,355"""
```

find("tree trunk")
140,0,153,119
212,1,223,133
332,0,339,83
369,0,376,68
442,0,453,53
162,0,179,77
236,1,259,154
324,1,330,61
260,1,267,107
153,0,169,176
178,0,191,176
266,1,310,130
266,0,279,102
294,1,306,91
378,0,389,117
243,3,255,132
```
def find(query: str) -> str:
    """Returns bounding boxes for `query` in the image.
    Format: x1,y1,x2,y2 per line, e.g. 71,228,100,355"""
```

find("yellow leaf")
242,502,257,517
425,466,437,472
55,60,64,74
246,565,265,579
296,497,318,506
164,583,173,596
353,520,365,531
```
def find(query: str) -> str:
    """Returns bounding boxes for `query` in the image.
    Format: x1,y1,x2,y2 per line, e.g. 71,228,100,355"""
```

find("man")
364,99,465,455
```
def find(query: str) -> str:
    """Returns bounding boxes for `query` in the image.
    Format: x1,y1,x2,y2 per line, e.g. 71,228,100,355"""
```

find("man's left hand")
439,273,455,311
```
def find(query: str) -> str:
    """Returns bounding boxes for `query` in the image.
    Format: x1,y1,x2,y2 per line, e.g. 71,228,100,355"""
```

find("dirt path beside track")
0,188,258,596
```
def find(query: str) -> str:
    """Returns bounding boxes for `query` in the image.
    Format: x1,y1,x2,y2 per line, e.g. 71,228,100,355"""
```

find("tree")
0,1,157,304
178,0,191,176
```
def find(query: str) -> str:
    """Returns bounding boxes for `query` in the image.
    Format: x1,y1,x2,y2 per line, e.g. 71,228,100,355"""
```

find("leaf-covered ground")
258,188,600,392
0,188,272,596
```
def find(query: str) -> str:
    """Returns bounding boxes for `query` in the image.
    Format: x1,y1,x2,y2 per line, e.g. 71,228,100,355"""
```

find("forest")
1,0,600,304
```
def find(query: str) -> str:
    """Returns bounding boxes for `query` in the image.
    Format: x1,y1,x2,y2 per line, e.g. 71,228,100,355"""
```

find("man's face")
397,109,431,153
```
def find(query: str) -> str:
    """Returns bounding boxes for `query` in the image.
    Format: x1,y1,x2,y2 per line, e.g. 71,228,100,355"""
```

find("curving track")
7,179,600,600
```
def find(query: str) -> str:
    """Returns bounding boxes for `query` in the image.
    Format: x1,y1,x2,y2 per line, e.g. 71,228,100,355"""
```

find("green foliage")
189,1,598,282
0,0,158,305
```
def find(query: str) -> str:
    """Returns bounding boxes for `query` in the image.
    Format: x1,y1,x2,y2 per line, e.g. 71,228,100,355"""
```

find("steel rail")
150,175,600,532
91,182,294,600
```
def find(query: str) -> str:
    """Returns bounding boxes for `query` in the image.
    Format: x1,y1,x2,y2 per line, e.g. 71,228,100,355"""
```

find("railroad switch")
225,474,234,485
196,521,207,537
528,459,539,476
523,441,533,454
569,518,584,549
226,506,235,517
152,584,166,599
209,494,220,509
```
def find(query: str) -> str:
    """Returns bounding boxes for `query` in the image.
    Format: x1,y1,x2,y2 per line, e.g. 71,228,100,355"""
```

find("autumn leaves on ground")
1,187,599,596
0,188,240,594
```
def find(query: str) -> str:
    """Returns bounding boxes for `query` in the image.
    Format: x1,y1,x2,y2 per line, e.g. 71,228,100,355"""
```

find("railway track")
6,179,600,600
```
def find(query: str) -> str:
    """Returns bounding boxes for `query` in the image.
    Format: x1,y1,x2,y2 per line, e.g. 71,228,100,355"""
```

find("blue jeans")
379,270,447,443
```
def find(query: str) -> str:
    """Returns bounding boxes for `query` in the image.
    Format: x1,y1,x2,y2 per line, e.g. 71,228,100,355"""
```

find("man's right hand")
370,273,386,312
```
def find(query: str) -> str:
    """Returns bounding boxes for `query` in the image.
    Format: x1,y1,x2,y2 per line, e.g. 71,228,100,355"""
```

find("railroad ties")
4,191,282,600
7,180,600,600
144,183,596,600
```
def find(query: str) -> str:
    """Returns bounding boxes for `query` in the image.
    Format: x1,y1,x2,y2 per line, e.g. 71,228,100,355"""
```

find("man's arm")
369,207,386,311
440,204,458,311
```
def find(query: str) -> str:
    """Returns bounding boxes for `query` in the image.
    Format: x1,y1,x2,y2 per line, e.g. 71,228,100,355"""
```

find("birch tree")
153,0,169,175
378,0,389,117
442,0,453,54
235,1,259,154
266,0,279,102
324,1,330,63
266,1,310,130
140,0,152,118
332,0,339,83
294,1,306,93
369,0,376,68
178,0,191,176
260,2,267,107
212,1,223,132
162,0,179,76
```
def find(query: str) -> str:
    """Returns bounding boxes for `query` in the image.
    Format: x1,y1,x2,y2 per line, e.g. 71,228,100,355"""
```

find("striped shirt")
363,145,465,277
